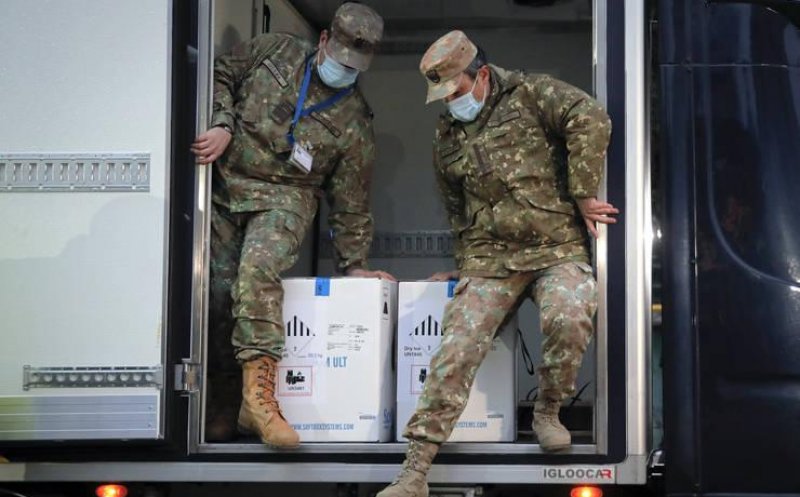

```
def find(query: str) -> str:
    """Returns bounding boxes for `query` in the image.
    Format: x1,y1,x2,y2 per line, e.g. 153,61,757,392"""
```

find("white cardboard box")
278,277,397,442
397,281,517,442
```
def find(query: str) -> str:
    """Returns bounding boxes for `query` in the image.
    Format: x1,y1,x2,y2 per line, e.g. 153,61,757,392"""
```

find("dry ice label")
284,314,323,361
278,366,313,396
409,314,443,356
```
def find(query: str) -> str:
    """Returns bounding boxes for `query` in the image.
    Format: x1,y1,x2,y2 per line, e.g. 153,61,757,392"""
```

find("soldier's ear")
476,66,490,93
318,30,330,50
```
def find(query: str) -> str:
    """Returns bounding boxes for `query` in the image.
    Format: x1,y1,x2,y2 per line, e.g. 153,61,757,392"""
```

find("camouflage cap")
327,2,384,72
419,30,478,104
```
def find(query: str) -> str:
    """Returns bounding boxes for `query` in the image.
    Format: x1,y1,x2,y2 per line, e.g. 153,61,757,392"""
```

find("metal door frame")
0,0,650,485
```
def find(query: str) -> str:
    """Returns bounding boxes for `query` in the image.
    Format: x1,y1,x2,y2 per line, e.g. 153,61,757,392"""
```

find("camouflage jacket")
210,33,375,272
434,65,612,277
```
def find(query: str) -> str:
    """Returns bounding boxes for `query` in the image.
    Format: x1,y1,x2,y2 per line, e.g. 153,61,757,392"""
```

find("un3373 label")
542,467,615,482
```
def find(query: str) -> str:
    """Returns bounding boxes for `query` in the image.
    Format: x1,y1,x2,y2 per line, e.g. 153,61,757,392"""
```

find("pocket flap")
439,143,461,159
488,109,521,127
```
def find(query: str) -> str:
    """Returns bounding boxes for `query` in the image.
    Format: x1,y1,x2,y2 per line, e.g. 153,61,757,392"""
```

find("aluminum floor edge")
0,456,648,485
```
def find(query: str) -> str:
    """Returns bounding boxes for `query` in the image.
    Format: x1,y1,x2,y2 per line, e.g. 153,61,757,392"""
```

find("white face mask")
317,49,359,88
447,76,486,122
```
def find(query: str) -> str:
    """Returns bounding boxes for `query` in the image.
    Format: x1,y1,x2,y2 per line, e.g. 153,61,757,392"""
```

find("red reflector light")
96,484,128,497
570,486,603,497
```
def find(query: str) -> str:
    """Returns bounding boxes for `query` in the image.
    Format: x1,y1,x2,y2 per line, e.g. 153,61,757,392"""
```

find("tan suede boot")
533,399,571,452
376,440,439,497
237,356,300,448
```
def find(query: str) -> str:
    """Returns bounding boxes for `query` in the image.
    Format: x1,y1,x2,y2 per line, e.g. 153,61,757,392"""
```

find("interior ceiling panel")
287,0,592,32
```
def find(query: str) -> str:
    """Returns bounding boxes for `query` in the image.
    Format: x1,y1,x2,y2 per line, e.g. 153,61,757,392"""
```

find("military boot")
205,371,241,442
237,356,300,448
532,399,571,452
376,440,439,497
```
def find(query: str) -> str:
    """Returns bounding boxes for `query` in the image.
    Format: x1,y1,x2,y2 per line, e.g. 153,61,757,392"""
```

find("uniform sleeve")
531,76,612,198
325,118,376,273
433,135,467,269
210,34,282,130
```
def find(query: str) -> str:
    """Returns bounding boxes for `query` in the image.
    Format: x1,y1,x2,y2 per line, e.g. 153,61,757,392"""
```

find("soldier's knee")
431,332,490,373
541,303,593,334
553,292,595,315
444,329,488,349
240,254,285,282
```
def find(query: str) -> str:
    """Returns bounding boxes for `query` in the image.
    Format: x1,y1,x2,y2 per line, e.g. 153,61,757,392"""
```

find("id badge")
288,142,313,174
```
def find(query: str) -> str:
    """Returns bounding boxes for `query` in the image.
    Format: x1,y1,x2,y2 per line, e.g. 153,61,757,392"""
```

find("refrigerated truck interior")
1,1,799,497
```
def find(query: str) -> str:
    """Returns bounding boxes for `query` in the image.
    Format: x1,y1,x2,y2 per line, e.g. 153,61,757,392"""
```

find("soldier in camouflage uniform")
191,3,393,448
378,31,617,497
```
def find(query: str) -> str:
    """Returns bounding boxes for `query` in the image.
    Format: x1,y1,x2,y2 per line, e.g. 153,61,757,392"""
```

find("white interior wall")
215,0,256,54
265,0,316,40
215,0,317,57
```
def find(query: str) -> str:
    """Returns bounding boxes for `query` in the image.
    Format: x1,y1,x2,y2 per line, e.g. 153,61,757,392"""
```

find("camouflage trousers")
403,261,597,443
208,202,314,369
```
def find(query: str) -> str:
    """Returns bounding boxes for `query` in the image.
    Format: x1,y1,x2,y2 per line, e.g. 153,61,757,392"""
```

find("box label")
447,279,457,298
328,322,368,353
278,366,313,396
410,365,428,394
283,313,324,360
408,313,444,357
315,277,331,296
291,422,356,432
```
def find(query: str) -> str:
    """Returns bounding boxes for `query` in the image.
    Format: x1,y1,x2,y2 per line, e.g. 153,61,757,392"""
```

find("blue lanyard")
287,53,354,146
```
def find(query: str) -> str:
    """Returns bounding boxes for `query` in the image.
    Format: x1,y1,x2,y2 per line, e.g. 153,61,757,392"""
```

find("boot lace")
391,442,433,484
391,465,424,487
536,412,560,425
254,361,281,413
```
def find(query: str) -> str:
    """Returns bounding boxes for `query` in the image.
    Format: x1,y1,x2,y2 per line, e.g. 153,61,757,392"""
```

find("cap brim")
425,79,460,104
327,36,372,71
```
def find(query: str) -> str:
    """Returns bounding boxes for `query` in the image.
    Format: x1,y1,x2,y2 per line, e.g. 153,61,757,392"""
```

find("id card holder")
288,142,313,174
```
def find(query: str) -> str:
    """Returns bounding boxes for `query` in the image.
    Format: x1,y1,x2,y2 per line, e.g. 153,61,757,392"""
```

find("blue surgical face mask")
447,76,486,122
317,50,359,89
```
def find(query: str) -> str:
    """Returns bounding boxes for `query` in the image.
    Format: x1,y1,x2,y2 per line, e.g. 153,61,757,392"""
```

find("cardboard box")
396,281,517,442
277,277,397,442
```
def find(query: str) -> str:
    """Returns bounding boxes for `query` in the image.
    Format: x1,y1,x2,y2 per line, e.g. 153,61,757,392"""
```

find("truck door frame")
185,0,652,479
0,0,652,486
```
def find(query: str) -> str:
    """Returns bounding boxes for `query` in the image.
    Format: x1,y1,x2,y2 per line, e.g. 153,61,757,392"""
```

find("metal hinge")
174,359,201,394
